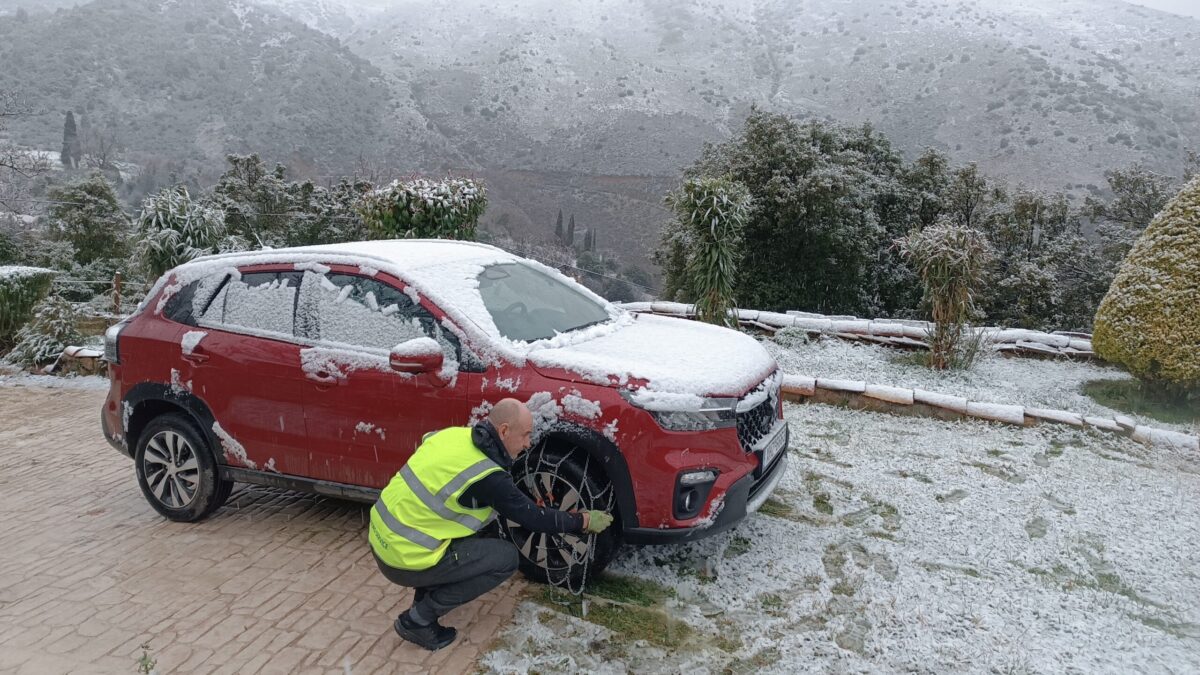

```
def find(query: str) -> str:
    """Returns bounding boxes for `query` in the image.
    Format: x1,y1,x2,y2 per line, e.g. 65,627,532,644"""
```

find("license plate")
760,425,786,469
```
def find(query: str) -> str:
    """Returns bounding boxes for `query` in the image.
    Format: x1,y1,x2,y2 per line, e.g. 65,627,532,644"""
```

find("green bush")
0,266,55,349
1093,176,1200,390
134,185,229,278
46,173,129,265
4,294,82,368
357,177,487,241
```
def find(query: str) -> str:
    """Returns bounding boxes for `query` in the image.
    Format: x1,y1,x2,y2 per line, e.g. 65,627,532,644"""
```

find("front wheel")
134,413,231,522
499,442,621,589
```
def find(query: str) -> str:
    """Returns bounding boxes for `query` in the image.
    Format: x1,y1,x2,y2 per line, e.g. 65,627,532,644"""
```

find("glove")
583,510,613,534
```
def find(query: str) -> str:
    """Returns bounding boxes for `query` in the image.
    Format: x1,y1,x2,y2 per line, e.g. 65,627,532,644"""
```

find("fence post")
112,271,122,316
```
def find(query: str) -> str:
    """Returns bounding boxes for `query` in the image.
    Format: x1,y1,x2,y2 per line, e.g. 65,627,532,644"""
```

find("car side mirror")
389,337,444,375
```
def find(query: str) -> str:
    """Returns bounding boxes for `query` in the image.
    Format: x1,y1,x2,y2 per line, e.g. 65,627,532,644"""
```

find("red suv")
101,240,787,582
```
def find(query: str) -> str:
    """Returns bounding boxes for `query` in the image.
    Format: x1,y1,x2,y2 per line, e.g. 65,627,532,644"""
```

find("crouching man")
369,398,613,651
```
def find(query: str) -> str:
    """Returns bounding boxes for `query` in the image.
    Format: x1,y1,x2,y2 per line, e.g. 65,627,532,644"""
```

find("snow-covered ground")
481,337,1200,673
766,336,1198,435
0,371,108,390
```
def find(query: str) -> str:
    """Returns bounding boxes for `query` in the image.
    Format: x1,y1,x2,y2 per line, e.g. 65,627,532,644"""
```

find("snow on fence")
618,302,1095,360
780,374,1199,453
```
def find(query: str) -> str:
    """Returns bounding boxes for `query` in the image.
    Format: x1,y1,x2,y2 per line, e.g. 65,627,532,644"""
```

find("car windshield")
477,262,612,342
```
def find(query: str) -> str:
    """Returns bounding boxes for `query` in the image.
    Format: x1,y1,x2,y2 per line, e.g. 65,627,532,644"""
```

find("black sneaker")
394,612,456,651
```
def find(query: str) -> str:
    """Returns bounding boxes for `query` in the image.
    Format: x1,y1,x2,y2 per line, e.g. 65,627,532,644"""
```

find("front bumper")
100,404,131,458
623,428,789,545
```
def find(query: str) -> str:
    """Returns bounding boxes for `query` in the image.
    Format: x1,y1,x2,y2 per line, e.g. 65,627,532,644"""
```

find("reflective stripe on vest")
372,500,440,550
369,427,504,570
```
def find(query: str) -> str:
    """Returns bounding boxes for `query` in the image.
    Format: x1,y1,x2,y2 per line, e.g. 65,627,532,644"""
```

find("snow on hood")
527,313,776,398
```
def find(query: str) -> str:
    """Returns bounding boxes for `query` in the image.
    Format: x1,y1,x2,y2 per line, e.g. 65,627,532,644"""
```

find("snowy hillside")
337,0,1200,187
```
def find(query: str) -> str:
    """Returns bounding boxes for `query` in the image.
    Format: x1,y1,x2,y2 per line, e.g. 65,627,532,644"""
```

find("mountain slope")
0,0,432,171
344,0,1199,189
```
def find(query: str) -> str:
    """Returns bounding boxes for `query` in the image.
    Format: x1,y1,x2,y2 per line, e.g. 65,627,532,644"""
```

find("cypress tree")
61,111,80,169
566,214,575,247
554,209,564,243
1093,176,1200,390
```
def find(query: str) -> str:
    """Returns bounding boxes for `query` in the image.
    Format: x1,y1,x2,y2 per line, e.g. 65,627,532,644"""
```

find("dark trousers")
374,536,519,621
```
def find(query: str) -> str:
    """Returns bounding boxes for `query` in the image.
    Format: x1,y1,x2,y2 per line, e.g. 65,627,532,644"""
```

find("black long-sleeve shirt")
457,422,585,534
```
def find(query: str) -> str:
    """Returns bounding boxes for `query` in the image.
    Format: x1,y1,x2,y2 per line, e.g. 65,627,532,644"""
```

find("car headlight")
623,390,738,431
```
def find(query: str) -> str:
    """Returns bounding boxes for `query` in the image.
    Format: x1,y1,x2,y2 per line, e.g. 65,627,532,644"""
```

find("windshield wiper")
566,317,611,333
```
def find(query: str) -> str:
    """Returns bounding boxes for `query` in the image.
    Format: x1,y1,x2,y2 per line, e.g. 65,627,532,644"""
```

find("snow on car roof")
186,238,518,274
159,239,622,364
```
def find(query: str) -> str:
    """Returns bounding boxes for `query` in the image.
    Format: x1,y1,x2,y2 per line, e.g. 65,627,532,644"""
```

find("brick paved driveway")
0,385,523,674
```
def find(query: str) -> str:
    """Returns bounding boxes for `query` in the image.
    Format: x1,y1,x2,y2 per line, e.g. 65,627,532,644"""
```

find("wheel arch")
124,383,222,462
535,422,639,530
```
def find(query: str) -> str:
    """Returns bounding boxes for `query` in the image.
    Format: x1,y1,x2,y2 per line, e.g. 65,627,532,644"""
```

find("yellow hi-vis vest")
369,427,504,570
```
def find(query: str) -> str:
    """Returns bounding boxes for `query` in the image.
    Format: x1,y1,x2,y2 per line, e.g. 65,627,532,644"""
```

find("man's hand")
583,510,613,534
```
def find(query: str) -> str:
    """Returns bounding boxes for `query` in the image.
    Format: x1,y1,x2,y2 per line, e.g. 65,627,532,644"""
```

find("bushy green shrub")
358,177,487,241
1093,176,1200,390
134,185,229,278
0,266,55,349
4,294,82,368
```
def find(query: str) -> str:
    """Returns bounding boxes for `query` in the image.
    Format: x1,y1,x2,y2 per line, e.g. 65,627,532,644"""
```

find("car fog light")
674,468,719,520
680,469,717,486
682,490,696,512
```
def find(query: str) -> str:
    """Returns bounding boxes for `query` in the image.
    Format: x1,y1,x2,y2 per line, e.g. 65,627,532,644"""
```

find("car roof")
184,238,518,274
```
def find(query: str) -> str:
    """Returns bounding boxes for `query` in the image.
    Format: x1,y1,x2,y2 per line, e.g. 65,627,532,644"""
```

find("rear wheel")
134,413,232,522
500,441,621,590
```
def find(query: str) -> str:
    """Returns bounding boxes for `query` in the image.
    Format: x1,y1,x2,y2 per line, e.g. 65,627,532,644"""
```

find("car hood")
527,313,776,397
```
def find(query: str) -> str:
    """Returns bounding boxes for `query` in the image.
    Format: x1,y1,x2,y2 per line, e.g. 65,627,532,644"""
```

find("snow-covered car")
100,240,788,583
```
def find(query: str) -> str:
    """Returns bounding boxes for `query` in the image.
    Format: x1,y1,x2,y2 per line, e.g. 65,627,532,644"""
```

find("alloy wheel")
505,469,593,575
141,430,200,509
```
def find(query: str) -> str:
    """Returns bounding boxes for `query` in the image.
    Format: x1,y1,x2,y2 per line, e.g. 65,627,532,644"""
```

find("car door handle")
310,371,342,389
182,351,209,364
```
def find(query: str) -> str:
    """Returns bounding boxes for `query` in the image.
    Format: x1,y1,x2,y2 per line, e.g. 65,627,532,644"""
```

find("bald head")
488,398,533,458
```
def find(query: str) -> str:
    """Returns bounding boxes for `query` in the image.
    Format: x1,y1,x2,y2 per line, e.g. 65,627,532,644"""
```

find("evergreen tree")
208,154,369,248
1085,163,1176,264
554,209,564,243
672,109,921,316
46,173,128,265
566,214,575,247
60,111,81,169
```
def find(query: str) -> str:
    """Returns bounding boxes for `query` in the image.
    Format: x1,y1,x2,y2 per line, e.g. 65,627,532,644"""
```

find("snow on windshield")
476,262,612,342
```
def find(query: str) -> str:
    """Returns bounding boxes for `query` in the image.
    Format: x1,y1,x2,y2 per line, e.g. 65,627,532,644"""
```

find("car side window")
297,271,469,369
196,272,300,338
162,281,199,326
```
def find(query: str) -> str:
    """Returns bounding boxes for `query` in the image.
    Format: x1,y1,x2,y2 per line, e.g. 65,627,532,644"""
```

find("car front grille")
736,376,780,451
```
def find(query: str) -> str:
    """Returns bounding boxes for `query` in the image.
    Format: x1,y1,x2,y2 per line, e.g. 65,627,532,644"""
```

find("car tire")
501,442,622,588
134,413,229,522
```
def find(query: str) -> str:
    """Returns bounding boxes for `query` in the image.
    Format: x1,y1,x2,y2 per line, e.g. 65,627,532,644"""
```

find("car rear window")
195,271,301,338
